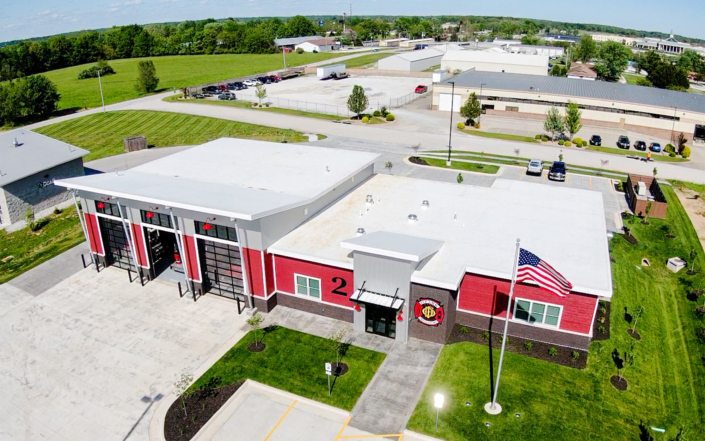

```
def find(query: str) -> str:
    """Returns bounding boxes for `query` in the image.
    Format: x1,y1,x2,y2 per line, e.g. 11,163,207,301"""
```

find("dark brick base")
275,293,353,323
456,310,591,351
253,294,278,313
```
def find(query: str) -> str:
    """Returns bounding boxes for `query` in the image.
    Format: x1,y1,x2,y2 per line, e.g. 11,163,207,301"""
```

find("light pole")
447,81,455,166
97,69,106,113
434,393,444,429
670,105,677,145
478,83,486,126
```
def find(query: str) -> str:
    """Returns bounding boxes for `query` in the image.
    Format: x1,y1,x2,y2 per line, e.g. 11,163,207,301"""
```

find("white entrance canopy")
350,288,404,310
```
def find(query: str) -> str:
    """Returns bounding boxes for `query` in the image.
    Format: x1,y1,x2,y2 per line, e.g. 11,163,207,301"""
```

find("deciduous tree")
563,101,583,140
594,41,631,82
543,106,564,139
347,85,369,118
135,60,159,93
459,92,481,125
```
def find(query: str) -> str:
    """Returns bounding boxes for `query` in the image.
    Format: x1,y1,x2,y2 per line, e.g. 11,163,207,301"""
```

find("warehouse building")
294,38,338,53
56,139,611,351
377,49,444,72
0,130,88,231
432,69,705,142
441,50,549,76
507,44,565,58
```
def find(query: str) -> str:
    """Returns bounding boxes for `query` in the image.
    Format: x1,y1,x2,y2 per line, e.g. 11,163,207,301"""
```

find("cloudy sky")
1,0,703,42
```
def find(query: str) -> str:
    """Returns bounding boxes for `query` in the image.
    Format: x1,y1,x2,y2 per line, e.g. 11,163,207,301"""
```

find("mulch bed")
666,234,677,239
447,324,588,369
620,233,639,245
332,362,349,377
627,329,642,341
164,382,244,441
248,342,266,352
409,156,429,166
610,375,628,391
592,301,611,341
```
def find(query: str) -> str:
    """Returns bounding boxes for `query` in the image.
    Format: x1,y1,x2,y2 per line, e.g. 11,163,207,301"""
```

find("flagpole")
485,238,521,415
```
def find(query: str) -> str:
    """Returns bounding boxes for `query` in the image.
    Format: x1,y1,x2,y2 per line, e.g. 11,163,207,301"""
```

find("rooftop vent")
366,195,374,204
408,214,418,223
422,200,430,209
12,138,19,148
357,228,366,236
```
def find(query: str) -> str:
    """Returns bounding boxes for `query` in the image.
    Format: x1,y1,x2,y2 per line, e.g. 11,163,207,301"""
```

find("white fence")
236,93,353,117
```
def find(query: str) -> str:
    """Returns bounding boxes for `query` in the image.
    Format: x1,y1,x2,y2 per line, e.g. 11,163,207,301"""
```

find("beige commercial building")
441,51,549,76
590,33,638,46
432,69,705,142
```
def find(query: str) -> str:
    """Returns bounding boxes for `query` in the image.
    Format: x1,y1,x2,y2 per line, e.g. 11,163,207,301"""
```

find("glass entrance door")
365,304,397,339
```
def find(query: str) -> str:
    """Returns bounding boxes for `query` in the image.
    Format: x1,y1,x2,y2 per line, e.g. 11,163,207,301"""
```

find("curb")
403,156,505,177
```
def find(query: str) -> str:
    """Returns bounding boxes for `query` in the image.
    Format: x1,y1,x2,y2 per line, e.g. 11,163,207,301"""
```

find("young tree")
384,160,393,174
690,248,698,273
173,373,194,418
410,143,421,156
328,328,350,366
574,35,597,62
594,41,631,82
620,349,635,381
246,313,265,347
653,167,658,177
135,60,159,93
459,92,481,125
631,306,644,333
563,101,582,140
599,159,609,176
543,106,564,139
255,84,267,106
457,173,463,184
645,201,653,221
347,85,369,119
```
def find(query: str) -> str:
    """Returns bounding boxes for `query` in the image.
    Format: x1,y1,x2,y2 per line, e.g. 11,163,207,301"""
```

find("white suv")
526,159,544,176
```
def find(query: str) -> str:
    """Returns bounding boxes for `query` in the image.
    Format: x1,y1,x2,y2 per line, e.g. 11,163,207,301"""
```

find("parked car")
548,161,567,182
649,142,662,152
526,159,544,176
415,85,428,94
202,86,218,93
267,75,281,82
617,135,630,149
244,79,260,87
258,76,274,84
217,92,236,101
194,93,205,99
227,82,243,90
589,135,602,146
634,140,647,151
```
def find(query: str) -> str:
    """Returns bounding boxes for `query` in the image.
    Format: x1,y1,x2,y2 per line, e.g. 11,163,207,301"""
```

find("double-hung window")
295,275,321,299
514,299,561,328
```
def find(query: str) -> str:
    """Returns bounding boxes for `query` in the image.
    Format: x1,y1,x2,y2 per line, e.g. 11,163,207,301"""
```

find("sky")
1,0,703,42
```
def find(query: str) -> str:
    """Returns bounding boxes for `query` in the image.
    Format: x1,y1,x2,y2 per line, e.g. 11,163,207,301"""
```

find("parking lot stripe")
543,173,547,182
590,177,593,189
334,416,351,440
339,435,403,439
263,399,297,441
520,170,525,180
566,174,570,184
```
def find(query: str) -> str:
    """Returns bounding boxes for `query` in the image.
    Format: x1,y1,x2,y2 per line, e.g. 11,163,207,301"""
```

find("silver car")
526,159,544,176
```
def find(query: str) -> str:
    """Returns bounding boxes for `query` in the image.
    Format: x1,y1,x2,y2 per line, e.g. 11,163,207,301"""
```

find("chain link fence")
235,93,353,117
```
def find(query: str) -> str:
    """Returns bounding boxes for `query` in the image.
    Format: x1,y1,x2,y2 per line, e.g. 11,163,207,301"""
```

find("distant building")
399,38,435,48
0,130,88,231
377,49,444,72
441,51,549,76
294,38,338,53
508,44,565,58
635,34,701,55
543,33,581,44
590,33,638,46
274,36,321,51
379,38,409,47
566,63,598,81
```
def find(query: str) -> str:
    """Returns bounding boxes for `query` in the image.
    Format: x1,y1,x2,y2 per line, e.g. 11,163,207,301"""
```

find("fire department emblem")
415,298,445,326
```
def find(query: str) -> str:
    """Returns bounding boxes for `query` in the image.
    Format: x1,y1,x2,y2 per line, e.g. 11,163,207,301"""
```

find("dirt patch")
247,342,266,352
610,375,628,391
409,156,429,166
675,188,705,252
447,324,588,369
592,301,611,341
165,382,243,441
332,362,349,377
627,329,642,341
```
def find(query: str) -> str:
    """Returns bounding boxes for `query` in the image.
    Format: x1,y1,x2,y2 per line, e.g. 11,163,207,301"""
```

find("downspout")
72,191,94,265
115,199,141,279
168,208,193,297
234,220,254,310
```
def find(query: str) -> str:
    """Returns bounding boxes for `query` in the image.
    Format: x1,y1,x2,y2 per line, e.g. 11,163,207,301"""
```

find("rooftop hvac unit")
636,181,647,196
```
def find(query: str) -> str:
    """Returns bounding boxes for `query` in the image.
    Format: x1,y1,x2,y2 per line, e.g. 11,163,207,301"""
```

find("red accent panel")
131,224,148,267
183,235,201,282
264,252,276,295
84,213,103,255
243,248,265,297
274,255,354,308
457,273,597,334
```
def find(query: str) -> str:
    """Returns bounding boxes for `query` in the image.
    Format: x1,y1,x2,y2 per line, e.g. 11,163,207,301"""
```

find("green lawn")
41,53,342,111
460,129,539,144
586,146,689,162
191,327,386,411
34,110,308,162
0,209,84,284
408,185,705,441
623,73,644,85
420,157,500,174
322,52,393,69
163,95,347,121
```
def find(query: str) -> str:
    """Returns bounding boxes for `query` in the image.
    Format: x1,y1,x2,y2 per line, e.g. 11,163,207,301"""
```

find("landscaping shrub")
682,146,691,158
598,325,606,334
459,325,469,334
386,113,395,122
457,122,465,129
558,140,565,146
373,110,381,117
549,347,558,357
572,351,580,360
524,341,533,351
565,141,572,147
252,103,258,107
481,331,490,341
582,141,588,147
474,123,480,129
573,137,583,145
535,134,542,139
541,136,549,142
362,116,369,123
53,207,62,215
669,152,677,158
665,144,675,154
296,47,304,54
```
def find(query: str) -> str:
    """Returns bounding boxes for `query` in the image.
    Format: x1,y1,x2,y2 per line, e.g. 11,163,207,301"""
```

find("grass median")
459,129,539,144
418,157,500,174
34,110,309,162
587,146,689,162
408,185,705,441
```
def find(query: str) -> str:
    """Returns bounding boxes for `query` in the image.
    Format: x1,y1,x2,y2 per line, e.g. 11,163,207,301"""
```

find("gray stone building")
0,130,88,231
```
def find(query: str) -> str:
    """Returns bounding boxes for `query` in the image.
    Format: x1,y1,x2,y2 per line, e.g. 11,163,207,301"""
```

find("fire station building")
56,139,612,351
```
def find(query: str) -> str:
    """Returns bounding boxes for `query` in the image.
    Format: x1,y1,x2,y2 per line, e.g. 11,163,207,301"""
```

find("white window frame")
512,297,563,329
294,274,322,300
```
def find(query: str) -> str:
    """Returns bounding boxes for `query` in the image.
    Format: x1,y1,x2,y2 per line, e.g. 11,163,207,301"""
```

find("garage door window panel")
196,221,238,242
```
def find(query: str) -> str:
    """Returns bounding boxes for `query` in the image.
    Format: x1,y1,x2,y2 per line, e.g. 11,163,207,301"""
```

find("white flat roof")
442,50,549,67
55,138,379,220
393,49,445,62
341,231,444,262
0,130,88,187
270,174,613,298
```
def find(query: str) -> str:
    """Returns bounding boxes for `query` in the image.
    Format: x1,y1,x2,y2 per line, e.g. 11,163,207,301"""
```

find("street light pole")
447,81,455,166
478,83,486,126
97,69,106,113
670,105,677,144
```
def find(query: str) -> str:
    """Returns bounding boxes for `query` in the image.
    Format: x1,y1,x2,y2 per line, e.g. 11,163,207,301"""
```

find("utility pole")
97,69,106,113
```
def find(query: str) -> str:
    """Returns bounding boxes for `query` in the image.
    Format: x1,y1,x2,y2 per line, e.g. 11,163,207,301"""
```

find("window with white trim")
514,299,561,327
295,275,321,299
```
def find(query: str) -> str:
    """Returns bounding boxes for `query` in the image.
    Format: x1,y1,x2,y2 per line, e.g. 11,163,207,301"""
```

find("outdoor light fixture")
203,217,216,231
97,202,105,209
397,310,403,322
434,393,444,429
146,212,154,219
355,303,361,312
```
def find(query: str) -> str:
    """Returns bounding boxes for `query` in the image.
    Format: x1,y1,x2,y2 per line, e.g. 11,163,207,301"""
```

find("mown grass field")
0,209,83,284
408,185,705,441
321,52,393,69
191,327,386,411
42,53,342,111
34,110,308,162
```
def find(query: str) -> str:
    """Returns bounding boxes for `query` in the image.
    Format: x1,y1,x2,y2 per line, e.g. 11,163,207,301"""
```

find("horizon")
1,0,703,42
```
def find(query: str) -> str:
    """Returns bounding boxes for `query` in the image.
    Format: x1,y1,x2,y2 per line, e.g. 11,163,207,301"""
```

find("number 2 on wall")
332,277,348,296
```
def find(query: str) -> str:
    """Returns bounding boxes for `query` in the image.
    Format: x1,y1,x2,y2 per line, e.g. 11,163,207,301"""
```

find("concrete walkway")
349,339,442,435
6,242,89,296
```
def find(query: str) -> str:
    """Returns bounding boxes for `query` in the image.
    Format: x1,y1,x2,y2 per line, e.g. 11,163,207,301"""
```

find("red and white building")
56,139,612,351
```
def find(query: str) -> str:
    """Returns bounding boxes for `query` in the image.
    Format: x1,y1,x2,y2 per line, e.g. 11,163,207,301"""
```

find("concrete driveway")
0,266,247,441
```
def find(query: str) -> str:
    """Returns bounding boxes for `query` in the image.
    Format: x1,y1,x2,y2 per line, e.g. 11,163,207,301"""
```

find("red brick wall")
458,273,597,335
183,235,201,282
243,248,265,297
131,224,148,267
274,255,354,308
85,213,103,255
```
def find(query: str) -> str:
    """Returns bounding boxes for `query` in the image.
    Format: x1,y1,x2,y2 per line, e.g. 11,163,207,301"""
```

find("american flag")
516,248,573,297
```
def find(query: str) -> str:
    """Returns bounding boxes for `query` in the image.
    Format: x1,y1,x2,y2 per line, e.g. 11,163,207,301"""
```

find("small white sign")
325,362,332,375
